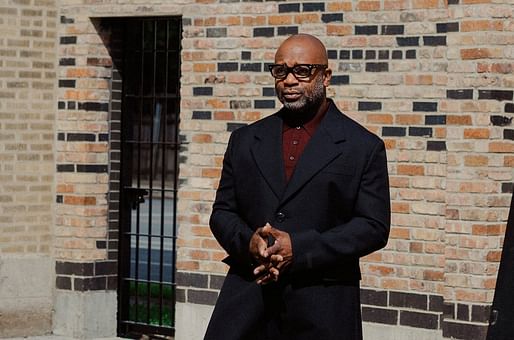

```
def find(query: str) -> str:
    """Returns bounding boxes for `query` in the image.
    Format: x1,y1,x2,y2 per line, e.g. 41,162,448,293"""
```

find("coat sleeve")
289,138,391,273
209,131,255,269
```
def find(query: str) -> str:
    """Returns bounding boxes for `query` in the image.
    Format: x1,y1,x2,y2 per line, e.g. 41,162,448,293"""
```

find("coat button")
276,212,285,222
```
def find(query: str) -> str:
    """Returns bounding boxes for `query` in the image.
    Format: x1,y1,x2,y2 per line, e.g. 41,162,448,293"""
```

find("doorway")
117,16,182,338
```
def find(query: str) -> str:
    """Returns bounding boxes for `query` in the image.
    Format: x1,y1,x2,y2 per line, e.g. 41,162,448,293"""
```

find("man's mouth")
282,92,302,101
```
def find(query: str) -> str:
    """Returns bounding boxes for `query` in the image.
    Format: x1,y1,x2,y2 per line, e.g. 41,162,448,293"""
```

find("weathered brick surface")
1,0,512,336
0,0,57,255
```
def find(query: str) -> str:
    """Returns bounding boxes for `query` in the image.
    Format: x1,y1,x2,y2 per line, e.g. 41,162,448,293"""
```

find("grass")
128,281,175,327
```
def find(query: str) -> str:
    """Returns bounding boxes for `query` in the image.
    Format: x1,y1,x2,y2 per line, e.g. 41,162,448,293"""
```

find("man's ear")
323,68,332,87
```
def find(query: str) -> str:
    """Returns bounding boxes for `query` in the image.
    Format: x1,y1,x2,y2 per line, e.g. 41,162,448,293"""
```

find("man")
204,34,390,340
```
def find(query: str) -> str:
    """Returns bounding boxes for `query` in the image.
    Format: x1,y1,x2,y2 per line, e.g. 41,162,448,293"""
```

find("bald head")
275,34,328,65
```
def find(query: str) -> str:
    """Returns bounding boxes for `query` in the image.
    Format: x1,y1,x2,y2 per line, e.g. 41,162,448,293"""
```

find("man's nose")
283,71,298,85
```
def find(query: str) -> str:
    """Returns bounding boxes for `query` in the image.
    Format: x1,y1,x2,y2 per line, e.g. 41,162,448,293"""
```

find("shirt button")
276,212,285,222
296,126,301,130
292,140,299,145
289,156,295,161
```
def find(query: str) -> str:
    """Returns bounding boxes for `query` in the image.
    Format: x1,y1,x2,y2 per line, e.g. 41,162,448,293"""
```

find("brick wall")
0,0,57,336
54,13,118,290
0,0,56,255
51,0,514,338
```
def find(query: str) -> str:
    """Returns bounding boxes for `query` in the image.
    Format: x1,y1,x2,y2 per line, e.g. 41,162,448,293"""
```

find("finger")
269,267,280,281
257,239,268,258
258,223,272,235
253,264,267,276
265,240,281,256
256,272,272,285
269,254,283,265
267,227,283,238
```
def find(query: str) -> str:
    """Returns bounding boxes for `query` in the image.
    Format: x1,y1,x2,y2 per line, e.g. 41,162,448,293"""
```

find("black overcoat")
204,102,391,340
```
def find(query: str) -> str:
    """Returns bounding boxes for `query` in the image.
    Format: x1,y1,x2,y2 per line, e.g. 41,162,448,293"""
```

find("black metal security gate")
118,17,181,338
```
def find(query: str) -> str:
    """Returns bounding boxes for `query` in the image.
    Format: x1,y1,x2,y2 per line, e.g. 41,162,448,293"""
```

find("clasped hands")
249,223,293,285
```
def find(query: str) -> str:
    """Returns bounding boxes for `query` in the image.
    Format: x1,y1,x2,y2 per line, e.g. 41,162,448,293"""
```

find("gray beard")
280,75,326,121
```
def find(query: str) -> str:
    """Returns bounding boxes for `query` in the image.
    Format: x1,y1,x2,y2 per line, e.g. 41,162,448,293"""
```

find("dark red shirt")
282,105,328,181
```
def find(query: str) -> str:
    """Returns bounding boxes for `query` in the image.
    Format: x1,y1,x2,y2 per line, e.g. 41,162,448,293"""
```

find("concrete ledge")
363,322,444,340
175,302,213,340
173,303,446,340
0,255,54,337
53,290,117,339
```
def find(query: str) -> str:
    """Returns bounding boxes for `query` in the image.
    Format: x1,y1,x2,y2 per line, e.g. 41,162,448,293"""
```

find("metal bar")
143,18,157,326
157,18,170,327
118,21,130,329
171,17,181,327
134,18,146,324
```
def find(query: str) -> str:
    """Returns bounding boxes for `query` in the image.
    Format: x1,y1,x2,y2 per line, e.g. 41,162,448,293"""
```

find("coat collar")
250,100,347,204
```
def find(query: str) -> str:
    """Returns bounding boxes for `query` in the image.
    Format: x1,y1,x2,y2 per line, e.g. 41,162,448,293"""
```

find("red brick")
367,114,393,124
192,134,213,143
381,278,409,290
384,0,409,9
214,111,234,120
191,225,212,237
66,68,97,78
490,63,514,74
327,2,353,11
242,16,266,26
268,15,292,25
190,249,210,260
368,264,395,276
392,202,410,213
461,48,492,60
434,127,446,138
395,114,422,125
193,63,215,72
327,25,353,36
405,74,433,85
294,14,320,24
384,139,397,150
462,0,492,4
356,1,381,10
472,224,503,236
389,176,409,188
56,184,74,193
464,155,488,167
397,164,425,176
486,250,502,262
390,227,410,239
463,128,490,139
410,242,423,253
218,16,241,26
489,142,514,153
461,20,503,32
63,195,96,205
504,156,514,167
423,270,444,281
447,115,472,125
177,261,200,270
206,99,227,109
412,0,439,8
202,168,221,178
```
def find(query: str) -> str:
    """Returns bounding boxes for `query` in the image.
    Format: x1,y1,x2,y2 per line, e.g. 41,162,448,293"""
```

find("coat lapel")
250,114,287,199
280,104,347,205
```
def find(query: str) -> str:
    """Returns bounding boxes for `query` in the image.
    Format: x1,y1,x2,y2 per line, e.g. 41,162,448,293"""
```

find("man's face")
273,38,331,114
275,68,325,113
